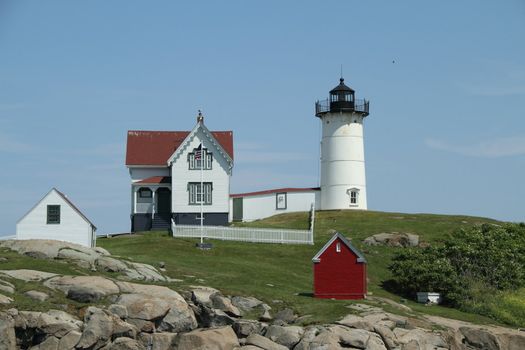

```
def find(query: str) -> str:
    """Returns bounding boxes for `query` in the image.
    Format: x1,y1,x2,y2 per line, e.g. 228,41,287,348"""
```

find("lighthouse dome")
329,78,355,93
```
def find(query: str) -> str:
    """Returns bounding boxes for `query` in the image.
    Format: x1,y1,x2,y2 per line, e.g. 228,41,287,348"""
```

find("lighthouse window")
348,188,359,205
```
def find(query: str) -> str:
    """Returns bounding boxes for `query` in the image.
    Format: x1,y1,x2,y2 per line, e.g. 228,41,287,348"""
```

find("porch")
131,176,172,231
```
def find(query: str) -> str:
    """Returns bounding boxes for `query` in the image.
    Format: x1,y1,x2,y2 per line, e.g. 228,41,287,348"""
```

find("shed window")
336,242,341,253
47,205,60,224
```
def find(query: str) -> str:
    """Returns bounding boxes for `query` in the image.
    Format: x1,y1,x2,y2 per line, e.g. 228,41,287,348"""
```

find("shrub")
389,223,525,306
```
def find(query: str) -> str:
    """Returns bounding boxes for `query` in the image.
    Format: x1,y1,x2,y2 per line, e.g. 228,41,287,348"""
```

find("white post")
133,187,138,214
152,188,156,219
200,148,204,245
309,203,315,245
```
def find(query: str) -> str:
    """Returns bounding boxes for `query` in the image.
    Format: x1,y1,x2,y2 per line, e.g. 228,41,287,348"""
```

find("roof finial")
197,109,204,124
340,64,344,83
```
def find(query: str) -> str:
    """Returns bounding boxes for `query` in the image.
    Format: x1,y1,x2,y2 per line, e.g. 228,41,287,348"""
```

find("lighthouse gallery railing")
315,98,369,116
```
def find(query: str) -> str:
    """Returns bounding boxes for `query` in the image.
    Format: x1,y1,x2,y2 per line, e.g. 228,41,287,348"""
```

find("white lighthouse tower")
315,78,370,210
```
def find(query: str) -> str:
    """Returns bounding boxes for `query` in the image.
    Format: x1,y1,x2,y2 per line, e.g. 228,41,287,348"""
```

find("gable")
17,188,96,229
126,130,234,166
312,232,366,263
166,123,234,167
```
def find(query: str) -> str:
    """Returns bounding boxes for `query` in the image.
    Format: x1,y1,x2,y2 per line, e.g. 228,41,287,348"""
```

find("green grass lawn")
97,210,502,325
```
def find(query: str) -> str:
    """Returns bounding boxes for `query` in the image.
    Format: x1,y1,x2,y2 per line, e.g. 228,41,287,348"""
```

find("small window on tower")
347,188,359,206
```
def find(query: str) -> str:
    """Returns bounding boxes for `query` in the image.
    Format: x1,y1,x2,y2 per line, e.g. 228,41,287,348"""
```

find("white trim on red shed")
312,232,366,263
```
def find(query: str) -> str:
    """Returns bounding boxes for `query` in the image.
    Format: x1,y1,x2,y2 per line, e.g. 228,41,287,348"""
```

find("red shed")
312,232,367,299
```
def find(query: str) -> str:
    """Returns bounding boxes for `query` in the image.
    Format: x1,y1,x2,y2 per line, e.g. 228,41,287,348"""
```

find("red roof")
126,130,234,166
136,176,171,184
230,187,320,198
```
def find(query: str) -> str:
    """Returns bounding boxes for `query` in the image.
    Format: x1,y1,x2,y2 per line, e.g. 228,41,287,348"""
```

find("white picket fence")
172,204,315,245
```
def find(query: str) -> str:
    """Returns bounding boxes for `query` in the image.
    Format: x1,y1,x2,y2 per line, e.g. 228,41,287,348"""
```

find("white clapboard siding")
129,167,170,182
171,128,230,213
16,189,96,247
232,190,320,222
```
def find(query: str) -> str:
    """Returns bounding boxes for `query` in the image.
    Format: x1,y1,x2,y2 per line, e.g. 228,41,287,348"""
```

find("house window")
276,192,287,210
348,188,359,205
188,182,212,205
336,242,341,253
47,205,60,224
188,148,212,170
139,188,152,198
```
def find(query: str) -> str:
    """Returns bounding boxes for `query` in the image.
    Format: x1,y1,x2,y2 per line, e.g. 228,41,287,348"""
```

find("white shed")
16,188,97,247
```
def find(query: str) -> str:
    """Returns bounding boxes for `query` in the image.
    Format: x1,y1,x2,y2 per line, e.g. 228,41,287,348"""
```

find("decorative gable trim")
166,122,233,170
312,232,366,263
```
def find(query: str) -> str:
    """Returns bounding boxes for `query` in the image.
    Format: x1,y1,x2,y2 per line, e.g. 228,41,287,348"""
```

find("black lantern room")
315,78,369,117
330,78,355,112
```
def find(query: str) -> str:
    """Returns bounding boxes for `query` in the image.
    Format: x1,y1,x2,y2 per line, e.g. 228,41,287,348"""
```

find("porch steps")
152,214,171,230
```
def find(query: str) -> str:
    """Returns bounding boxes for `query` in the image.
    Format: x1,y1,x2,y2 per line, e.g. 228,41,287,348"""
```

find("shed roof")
312,232,366,263
126,130,234,166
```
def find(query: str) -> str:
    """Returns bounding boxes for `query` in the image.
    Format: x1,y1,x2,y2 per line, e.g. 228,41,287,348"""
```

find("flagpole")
200,147,204,245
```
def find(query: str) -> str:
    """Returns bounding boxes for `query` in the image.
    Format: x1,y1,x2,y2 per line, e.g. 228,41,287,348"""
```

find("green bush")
389,247,465,303
389,223,525,307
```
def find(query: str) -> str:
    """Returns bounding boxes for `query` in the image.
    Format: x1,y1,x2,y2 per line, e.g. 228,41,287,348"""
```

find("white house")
125,114,234,232
16,188,97,247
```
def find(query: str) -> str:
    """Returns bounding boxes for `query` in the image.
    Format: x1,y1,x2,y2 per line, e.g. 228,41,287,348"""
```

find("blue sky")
1,1,524,235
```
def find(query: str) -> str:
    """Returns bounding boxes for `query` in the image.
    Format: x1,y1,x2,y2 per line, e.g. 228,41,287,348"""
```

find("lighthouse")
315,78,370,210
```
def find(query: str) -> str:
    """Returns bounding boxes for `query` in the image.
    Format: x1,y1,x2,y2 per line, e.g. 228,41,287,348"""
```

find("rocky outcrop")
245,333,288,350
0,269,57,282
24,290,49,302
2,291,524,350
0,278,15,294
0,312,16,350
0,293,13,304
363,232,420,247
44,275,121,302
175,326,239,350
0,239,166,282
265,325,304,348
